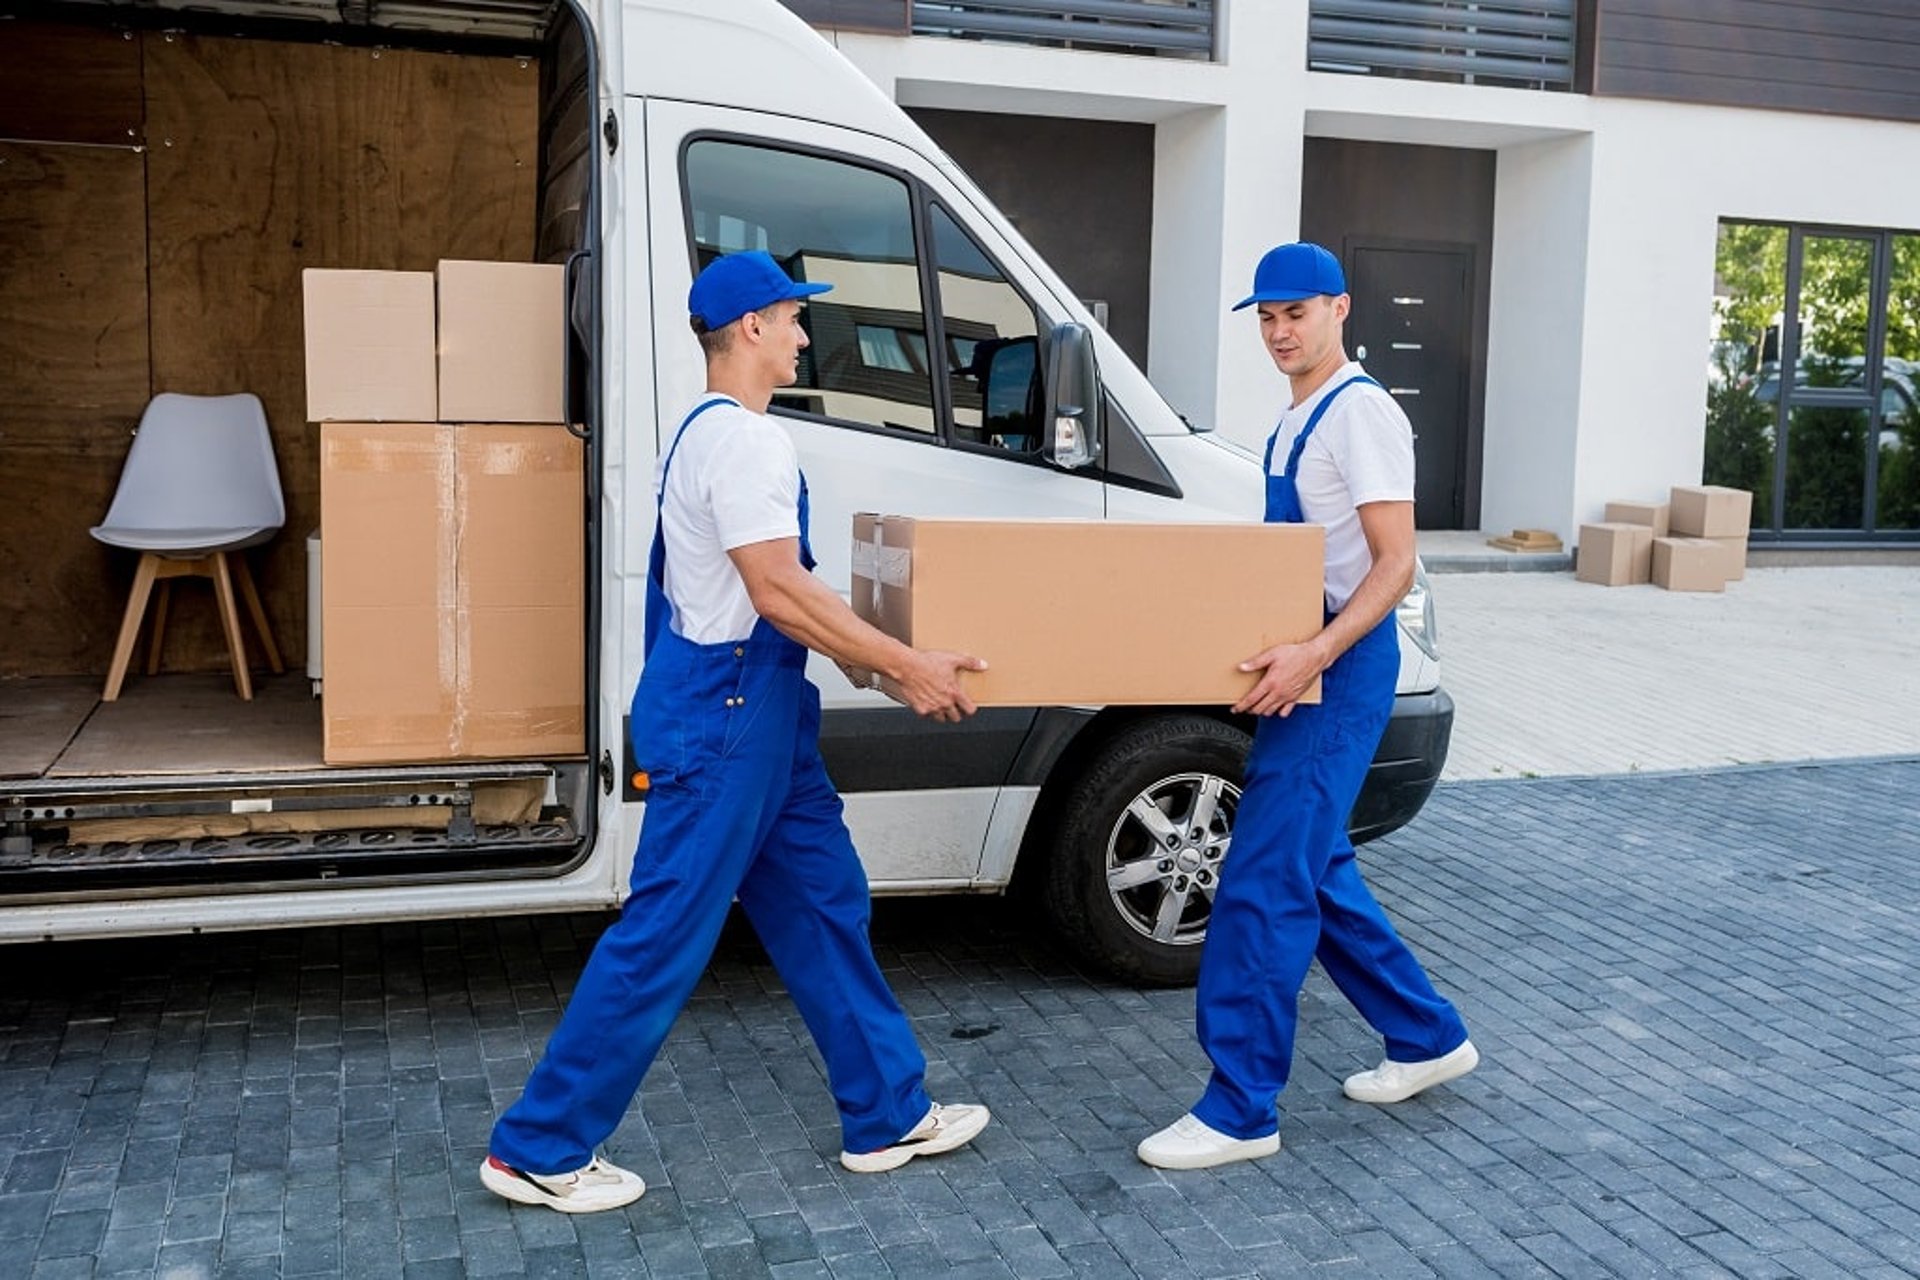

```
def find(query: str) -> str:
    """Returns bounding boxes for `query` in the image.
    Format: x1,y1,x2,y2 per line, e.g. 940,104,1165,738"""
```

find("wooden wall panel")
142,33,539,676
1593,0,1920,123
0,22,144,147
0,143,151,677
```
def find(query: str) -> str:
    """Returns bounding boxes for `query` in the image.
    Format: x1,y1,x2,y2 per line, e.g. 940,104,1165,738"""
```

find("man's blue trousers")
489,626,931,1174
1193,615,1469,1139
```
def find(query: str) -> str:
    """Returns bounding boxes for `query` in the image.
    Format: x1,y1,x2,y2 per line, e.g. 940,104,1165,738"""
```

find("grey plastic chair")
91,392,287,701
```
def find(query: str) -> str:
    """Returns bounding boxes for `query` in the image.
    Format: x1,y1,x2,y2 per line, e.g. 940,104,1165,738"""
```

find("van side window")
684,141,936,433
931,206,1044,456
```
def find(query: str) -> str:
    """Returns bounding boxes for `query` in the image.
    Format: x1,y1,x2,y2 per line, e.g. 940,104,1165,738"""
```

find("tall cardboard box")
1576,523,1653,586
852,517,1326,707
321,423,585,763
1651,536,1727,592
302,270,438,422
1603,500,1670,538
1669,485,1753,538
437,260,567,423
320,424,458,763
458,425,586,757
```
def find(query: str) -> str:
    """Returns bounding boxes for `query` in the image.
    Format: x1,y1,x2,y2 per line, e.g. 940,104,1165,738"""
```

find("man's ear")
1332,294,1351,323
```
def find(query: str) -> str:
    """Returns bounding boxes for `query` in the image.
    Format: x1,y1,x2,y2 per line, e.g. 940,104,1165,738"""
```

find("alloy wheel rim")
1103,771,1239,946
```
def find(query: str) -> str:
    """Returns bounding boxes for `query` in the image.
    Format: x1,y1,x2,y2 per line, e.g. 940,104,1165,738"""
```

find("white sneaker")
480,1154,646,1213
1342,1039,1480,1104
1136,1113,1280,1171
840,1102,991,1173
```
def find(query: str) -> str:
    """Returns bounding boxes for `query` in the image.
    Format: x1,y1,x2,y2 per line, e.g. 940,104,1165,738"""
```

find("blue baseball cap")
689,250,832,330
1231,242,1346,310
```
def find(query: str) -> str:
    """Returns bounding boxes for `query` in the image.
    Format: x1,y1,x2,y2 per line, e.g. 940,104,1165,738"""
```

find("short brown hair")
691,302,787,361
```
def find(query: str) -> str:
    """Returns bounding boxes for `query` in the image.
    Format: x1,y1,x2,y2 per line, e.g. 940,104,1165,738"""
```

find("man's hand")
888,648,987,723
1233,641,1327,718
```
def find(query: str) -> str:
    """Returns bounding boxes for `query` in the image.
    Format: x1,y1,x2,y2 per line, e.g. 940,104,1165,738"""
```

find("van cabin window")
931,205,1044,457
684,141,935,433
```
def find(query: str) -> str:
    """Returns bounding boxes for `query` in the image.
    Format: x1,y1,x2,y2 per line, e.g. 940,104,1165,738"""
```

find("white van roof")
625,0,940,156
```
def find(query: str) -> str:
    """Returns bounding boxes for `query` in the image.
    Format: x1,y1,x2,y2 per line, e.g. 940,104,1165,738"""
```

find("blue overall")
489,398,932,1174
1191,375,1469,1140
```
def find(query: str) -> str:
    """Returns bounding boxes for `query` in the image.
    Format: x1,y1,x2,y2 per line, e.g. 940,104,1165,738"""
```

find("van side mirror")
1043,322,1101,471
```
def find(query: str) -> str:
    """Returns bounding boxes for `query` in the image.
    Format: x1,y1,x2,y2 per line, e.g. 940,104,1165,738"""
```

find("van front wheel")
1041,715,1251,987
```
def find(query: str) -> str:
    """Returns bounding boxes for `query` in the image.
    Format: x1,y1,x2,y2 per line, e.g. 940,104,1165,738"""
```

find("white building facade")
787,1,1920,546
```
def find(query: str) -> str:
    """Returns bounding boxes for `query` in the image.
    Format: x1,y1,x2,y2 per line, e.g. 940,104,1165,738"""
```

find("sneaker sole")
1137,1131,1280,1171
840,1106,992,1173
479,1159,645,1213
1343,1041,1481,1104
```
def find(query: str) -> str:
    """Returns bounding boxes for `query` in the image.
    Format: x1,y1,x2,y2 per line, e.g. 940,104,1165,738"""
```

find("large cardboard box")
851,516,1326,707
1576,522,1653,586
1651,535,1727,593
458,425,586,758
1604,499,1670,538
436,260,567,423
302,269,437,422
1669,485,1753,538
321,423,584,763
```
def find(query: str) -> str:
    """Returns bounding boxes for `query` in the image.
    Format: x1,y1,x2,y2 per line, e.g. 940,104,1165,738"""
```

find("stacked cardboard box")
304,263,582,764
1580,485,1752,592
850,515,1326,707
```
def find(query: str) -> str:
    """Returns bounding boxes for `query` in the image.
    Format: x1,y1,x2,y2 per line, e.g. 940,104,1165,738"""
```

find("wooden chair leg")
210,551,254,701
104,553,161,702
146,580,173,676
233,555,284,674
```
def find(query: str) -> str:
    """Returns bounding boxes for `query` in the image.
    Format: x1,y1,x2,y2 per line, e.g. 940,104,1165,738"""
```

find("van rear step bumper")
1,762,576,891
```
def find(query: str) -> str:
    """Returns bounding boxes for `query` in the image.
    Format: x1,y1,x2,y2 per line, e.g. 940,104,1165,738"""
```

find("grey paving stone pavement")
4,758,1920,1277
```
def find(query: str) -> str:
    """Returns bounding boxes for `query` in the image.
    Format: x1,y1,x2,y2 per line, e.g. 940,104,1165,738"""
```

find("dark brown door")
1347,244,1472,530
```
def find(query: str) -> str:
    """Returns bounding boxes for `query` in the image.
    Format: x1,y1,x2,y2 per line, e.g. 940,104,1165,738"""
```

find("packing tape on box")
850,538,910,589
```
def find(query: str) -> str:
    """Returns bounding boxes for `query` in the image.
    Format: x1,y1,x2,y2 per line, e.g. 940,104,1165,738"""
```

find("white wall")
1482,133,1592,538
821,11,1920,536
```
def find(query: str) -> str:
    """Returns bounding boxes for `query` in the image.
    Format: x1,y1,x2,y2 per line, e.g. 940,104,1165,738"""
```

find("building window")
1709,221,1920,538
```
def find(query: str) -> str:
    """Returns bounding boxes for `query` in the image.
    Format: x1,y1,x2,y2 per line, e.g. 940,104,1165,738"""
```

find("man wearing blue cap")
482,250,990,1213
1139,242,1476,1170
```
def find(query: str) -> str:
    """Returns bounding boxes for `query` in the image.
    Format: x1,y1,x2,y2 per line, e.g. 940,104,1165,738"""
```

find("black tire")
1039,715,1252,987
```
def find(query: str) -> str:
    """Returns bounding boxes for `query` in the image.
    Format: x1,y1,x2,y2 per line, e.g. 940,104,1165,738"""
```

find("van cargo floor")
56,672,322,775
0,678,98,779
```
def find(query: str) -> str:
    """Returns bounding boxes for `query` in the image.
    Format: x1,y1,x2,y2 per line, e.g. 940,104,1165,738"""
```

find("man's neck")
706,367,770,414
1287,349,1352,409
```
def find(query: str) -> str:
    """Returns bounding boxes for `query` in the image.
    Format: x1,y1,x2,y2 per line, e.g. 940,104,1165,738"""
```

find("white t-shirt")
655,396,804,644
1265,360,1415,612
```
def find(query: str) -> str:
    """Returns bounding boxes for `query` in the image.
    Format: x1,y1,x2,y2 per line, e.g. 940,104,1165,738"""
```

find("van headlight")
1396,562,1439,660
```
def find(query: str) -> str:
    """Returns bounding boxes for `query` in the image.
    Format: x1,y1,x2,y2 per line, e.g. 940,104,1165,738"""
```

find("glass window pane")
1705,222,1785,520
1797,234,1874,389
931,206,1043,455
1879,234,1920,531
684,141,935,433
1784,405,1868,529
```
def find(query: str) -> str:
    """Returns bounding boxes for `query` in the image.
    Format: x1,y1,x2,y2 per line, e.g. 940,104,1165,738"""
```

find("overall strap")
658,396,734,505
1282,374,1379,479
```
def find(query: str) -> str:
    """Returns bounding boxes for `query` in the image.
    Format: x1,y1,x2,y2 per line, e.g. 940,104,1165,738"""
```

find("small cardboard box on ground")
1669,485,1752,539
436,260,567,424
321,422,584,763
1576,522,1653,586
850,516,1326,707
302,269,437,422
1604,499,1670,537
1651,536,1726,592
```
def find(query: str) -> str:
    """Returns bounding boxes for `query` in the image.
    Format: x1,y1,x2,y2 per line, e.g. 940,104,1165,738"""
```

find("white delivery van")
0,0,1451,984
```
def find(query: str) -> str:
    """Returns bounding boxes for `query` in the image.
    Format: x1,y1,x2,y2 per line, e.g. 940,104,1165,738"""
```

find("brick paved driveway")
3,759,1918,1278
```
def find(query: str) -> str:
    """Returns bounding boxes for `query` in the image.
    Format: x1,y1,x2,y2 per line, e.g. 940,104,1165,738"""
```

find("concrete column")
1147,0,1306,451
1481,133,1593,539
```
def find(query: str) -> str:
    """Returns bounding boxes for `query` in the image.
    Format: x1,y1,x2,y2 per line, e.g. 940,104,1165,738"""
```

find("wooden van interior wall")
0,22,538,678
